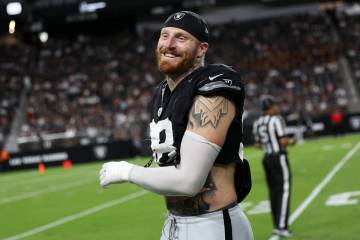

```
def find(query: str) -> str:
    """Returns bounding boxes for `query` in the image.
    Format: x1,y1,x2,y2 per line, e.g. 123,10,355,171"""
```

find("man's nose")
162,37,176,49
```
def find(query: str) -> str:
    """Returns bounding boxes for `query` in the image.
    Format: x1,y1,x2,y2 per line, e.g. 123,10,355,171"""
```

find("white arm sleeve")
129,130,221,196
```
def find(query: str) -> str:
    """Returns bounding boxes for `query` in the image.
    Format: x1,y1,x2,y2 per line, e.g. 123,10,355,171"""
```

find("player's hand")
99,161,134,188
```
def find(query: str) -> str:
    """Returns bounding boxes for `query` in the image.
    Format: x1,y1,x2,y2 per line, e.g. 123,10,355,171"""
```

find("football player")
100,11,253,240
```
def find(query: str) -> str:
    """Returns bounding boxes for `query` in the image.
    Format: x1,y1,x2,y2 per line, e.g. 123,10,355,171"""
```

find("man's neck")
166,63,202,91
266,111,277,116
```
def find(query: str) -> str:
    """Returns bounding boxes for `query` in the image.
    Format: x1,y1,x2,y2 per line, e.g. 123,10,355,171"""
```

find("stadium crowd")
209,13,348,117
1,11,355,151
0,42,29,148
20,31,159,151
337,12,360,89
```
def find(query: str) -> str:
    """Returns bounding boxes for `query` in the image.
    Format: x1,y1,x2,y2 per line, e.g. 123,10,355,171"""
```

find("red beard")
156,47,197,76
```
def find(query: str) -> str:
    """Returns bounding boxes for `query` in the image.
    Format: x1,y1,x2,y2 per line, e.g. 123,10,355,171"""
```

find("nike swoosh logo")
208,73,224,81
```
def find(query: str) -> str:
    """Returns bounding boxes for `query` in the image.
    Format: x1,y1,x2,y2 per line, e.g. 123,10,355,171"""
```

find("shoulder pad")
195,64,244,95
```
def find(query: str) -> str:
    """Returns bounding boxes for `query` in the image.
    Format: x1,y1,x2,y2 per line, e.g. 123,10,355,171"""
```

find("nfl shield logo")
93,145,107,160
174,12,185,21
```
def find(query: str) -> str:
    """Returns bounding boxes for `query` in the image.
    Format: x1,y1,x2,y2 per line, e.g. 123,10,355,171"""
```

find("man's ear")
197,42,209,58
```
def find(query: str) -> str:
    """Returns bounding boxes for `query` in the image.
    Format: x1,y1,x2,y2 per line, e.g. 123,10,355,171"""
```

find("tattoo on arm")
189,96,229,129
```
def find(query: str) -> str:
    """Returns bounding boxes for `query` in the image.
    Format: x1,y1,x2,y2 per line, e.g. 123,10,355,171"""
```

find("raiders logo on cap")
174,12,185,20
164,11,209,42
204,26,209,34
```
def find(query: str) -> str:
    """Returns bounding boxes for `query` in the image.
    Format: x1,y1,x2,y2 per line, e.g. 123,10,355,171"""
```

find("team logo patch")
174,12,185,20
223,78,233,85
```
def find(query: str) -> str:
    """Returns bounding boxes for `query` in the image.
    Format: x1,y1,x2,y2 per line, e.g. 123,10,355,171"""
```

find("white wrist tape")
129,130,221,196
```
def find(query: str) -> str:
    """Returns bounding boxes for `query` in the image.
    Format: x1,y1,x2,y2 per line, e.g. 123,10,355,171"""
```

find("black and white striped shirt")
253,115,287,155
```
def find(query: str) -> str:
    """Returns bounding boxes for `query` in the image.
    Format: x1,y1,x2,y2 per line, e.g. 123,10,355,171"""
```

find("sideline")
0,179,94,205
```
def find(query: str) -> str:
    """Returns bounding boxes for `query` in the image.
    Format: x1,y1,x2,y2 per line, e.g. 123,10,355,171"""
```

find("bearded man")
100,11,253,240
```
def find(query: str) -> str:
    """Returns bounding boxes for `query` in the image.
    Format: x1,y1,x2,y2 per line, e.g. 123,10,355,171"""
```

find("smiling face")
156,27,208,78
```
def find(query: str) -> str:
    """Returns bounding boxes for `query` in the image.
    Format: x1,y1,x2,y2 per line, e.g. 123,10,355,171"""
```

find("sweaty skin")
165,95,238,215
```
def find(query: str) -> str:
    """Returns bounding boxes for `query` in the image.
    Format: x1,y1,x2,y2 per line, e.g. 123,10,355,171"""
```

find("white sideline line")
0,175,39,185
2,190,148,240
0,179,94,205
289,141,360,225
268,141,360,240
0,172,71,185
1,172,95,188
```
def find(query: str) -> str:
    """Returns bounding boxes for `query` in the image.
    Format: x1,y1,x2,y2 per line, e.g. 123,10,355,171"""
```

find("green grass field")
0,134,359,240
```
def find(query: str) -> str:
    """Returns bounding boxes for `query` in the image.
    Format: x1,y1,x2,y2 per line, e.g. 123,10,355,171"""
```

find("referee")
253,96,296,238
